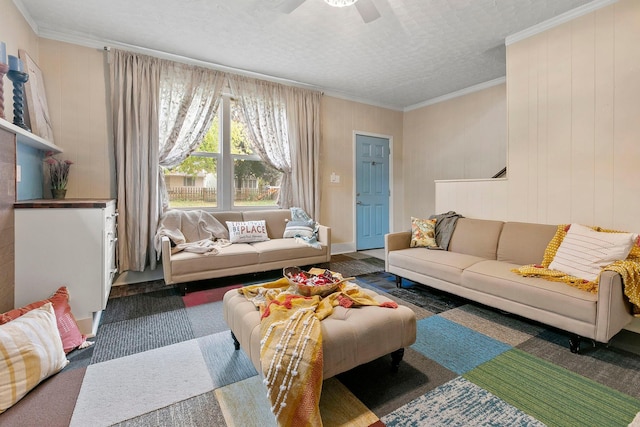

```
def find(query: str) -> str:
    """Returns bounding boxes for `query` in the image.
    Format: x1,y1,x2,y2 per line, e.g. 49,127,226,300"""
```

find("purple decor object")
0,42,6,65
8,55,23,72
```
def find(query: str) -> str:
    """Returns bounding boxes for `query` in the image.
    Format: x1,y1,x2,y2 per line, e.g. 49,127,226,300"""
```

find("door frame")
352,130,394,251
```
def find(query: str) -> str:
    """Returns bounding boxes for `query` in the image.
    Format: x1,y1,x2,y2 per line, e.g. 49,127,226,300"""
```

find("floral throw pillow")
410,217,438,248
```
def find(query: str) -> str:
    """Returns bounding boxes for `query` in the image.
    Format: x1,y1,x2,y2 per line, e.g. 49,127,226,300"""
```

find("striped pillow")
548,223,638,282
283,219,316,239
0,303,69,414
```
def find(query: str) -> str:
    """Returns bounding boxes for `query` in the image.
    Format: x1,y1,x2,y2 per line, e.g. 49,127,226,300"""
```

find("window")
164,96,282,209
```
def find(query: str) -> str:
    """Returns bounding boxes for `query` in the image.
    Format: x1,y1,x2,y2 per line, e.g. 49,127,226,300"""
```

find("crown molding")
404,77,506,112
12,0,39,34
506,0,618,46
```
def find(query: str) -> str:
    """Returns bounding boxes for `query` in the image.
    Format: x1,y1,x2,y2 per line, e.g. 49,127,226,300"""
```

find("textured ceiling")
15,0,595,110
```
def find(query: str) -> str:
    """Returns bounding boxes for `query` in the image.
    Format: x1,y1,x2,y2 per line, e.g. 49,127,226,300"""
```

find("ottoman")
223,286,417,379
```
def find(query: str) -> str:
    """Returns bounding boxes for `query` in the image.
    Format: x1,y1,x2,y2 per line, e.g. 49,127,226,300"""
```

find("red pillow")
1,286,86,353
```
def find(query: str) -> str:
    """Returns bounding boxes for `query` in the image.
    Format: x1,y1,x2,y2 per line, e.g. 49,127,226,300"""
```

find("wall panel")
436,0,640,236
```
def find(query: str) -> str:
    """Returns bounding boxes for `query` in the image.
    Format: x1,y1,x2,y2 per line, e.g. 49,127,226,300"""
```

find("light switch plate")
16,165,21,182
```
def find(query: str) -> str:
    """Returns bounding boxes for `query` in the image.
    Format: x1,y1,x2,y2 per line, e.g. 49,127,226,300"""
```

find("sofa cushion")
461,260,597,324
497,222,558,265
210,212,244,230
242,210,290,239
388,248,486,284
251,239,328,263
171,243,259,275
448,218,504,260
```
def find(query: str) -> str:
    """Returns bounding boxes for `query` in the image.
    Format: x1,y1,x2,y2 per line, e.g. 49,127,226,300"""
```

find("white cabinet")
14,199,117,335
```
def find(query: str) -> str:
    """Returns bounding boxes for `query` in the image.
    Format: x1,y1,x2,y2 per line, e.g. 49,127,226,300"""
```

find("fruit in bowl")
284,267,344,297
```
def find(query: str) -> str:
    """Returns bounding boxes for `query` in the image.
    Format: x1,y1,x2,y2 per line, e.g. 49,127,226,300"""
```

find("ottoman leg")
390,348,405,372
231,331,240,350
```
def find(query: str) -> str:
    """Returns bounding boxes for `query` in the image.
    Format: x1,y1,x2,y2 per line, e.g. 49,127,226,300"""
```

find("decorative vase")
52,189,66,199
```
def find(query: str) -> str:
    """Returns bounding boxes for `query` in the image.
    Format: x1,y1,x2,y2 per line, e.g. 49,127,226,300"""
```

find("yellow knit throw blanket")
238,277,398,427
512,224,640,316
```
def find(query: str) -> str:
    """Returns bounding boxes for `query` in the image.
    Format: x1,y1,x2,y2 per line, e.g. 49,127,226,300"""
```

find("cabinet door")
15,208,105,320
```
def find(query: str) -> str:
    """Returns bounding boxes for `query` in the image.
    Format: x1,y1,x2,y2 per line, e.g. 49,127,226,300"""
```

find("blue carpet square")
197,331,258,389
411,315,511,374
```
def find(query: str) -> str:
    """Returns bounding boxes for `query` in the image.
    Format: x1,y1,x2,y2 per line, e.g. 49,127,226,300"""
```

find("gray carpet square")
186,301,229,338
388,285,467,314
102,288,185,324
91,309,195,364
112,391,227,427
517,329,640,399
197,331,258,389
337,347,457,417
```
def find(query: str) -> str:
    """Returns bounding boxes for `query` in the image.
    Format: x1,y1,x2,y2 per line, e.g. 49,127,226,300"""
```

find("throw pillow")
226,220,270,243
0,286,86,354
410,217,438,248
548,223,638,282
0,303,69,414
283,219,316,239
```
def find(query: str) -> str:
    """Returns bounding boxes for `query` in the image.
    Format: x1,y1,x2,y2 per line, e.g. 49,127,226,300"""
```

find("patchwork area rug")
3,254,640,426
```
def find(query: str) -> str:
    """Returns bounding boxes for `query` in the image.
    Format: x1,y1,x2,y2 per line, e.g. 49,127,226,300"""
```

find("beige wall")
1,0,39,123
403,83,507,225
320,96,403,249
505,0,640,232
437,0,640,234
37,39,113,199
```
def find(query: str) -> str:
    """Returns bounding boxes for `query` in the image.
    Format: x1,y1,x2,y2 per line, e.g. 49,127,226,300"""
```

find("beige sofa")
161,209,331,294
385,218,635,353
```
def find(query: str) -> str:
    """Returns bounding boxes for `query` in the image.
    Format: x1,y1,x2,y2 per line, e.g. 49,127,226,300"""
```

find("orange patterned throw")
238,275,397,426
512,224,640,316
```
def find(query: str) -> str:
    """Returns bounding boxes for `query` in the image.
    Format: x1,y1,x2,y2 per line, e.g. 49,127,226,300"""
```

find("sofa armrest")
385,231,411,270
161,236,174,285
317,225,331,261
595,270,634,342
317,225,331,245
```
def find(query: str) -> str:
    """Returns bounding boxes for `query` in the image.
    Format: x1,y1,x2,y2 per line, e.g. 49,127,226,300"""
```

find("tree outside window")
164,96,282,209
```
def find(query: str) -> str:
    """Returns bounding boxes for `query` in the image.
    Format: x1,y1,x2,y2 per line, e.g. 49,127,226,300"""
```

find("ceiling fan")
278,0,382,23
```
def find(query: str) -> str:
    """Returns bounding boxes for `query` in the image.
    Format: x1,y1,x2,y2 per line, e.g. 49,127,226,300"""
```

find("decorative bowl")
283,266,341,297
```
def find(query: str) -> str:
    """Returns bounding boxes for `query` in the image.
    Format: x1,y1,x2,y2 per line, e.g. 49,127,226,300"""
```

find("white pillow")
548,223,638,282
0,303,69,414
226,220,270,243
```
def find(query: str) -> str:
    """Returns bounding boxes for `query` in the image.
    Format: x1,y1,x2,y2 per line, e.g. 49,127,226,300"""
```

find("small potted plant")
44,151,73,199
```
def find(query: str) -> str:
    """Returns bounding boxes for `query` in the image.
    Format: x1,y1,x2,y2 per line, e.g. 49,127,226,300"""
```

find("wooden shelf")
0,117,62,153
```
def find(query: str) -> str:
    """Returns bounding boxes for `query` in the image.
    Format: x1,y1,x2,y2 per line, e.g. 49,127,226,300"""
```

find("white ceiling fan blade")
278,0,306,14
355,0,381,23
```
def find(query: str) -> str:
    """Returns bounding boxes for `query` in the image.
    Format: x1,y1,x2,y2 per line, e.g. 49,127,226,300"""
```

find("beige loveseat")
160,209,331,294
385,218,635,353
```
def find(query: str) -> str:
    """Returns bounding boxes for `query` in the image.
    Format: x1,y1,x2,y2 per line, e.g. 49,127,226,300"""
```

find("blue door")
356,134,389,250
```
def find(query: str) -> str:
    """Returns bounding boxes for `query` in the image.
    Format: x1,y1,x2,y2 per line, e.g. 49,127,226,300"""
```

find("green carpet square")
464,348,640,427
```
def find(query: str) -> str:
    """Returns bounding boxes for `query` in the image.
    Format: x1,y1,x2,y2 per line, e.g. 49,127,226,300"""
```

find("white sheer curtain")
228,75,293,207
158,62,225,210
229,75,321,217
109,49,161,272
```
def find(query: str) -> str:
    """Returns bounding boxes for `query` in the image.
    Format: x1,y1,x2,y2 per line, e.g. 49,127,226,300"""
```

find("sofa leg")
395,275,402,288
390,348,405,372
569,335,581,354
231,331,240,350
